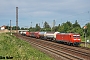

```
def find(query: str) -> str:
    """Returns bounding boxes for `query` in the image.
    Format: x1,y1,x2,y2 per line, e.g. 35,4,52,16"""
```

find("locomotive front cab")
72,34,81,46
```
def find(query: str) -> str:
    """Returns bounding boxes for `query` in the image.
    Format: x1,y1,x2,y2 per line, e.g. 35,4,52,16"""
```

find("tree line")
29,20,90,38
5,20,90,37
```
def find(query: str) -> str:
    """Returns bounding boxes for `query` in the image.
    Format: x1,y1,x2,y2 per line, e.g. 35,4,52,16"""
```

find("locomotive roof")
57,33,80,35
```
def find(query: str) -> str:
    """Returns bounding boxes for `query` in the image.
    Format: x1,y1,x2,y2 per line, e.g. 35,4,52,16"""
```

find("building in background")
0,25,6,30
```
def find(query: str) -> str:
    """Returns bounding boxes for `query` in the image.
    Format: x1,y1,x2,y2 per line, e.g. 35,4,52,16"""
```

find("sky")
0,0,90,28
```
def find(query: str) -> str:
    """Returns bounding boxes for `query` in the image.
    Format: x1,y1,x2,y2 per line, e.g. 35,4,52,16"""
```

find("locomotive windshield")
73,35,80,38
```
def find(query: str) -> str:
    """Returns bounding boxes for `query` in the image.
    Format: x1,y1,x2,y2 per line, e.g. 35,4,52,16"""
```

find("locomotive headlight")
78,39,80,40
74,39,76,40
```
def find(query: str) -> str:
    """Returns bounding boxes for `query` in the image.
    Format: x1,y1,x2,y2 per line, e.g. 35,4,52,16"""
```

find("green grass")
0,33,53,60
80,36,90,48
80,43,90,48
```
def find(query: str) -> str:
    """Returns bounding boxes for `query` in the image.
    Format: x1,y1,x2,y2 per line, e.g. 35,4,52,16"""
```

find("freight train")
20,31,81,46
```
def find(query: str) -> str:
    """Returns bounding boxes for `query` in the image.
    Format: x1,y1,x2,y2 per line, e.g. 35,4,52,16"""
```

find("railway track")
14,34,90,60
30,41,83,60
31,38,90,60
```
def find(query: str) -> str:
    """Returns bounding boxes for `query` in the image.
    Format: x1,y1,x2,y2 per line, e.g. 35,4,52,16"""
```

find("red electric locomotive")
56,33,81,46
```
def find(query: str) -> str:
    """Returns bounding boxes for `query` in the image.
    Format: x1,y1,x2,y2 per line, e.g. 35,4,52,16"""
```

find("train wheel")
73,43,79,47
64,42,67,45
53,38,56,42
68,43,71,46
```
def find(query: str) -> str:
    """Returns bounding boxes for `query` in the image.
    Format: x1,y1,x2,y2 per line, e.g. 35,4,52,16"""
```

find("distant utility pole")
53,20,55,28
88,11,90,21
10,20,12,35
7,24,9,30
52,20,55,31
83,26,87,47
31,22,32,27
42,21,43,28
16,7,18,33
39,23,40,27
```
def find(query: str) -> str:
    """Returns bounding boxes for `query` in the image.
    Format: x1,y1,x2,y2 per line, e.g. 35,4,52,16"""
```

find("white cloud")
0,0,90,27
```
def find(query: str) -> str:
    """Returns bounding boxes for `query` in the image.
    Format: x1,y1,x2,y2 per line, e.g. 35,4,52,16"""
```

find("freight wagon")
44,32,60,40
30,32,36,37
37,32,45,39
22,31,27,36
26,31,30,37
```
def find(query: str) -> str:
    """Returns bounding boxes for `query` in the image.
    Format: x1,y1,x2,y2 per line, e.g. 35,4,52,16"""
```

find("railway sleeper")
29,41,84,60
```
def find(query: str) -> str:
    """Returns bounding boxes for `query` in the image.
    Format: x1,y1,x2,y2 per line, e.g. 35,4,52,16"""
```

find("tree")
12,26,20,30
35,24,40,31
29,27,35,32
58,21,73,33
71,27,83,36
66,21,73,32
58,23,67,32
21,27,25,30
5,26,10,30
66,21,72,28
52,26,58,32
85,23,90,36
5,26,20,30
12,26,16,30
73,20,81,28
43,21,50,28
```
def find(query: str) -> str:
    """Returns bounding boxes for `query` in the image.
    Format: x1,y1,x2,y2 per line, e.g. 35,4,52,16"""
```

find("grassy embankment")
0,33,53,60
